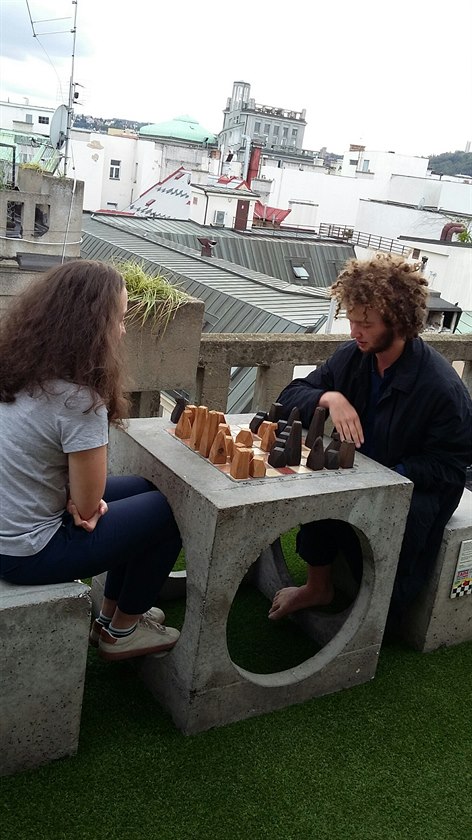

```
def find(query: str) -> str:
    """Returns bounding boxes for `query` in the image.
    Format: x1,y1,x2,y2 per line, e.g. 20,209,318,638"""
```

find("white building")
0,99,55,138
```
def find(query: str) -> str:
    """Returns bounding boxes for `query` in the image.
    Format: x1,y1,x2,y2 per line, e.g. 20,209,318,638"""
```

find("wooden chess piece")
257,420,273,439
268,441,287,468
260,422,277,452
287,406,300,425
186,404,197,424
170,397,188,424
249,411,268,434
276,419,288,435
268,402,284,422
339,440,355,469
230,447,251,479
235,428,253,448
225,435,234,460
285,420,302,466
250,456,266,477
329,431,342,450
305,436,324,470
208,429,228,464
324,447,339,469
175,408,193,439
305,406,327,449
189,405,208,450
324,435,341,457
199,410,220,457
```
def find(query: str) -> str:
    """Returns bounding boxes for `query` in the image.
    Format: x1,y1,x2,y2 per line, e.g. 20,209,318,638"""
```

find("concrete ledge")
402,488,472,651
0,579,91,777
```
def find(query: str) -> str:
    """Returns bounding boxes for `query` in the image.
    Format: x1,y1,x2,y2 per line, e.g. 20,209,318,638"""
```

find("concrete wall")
0,170,84,260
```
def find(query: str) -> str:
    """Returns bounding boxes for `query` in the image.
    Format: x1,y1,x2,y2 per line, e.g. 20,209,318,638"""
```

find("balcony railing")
318,224,411,256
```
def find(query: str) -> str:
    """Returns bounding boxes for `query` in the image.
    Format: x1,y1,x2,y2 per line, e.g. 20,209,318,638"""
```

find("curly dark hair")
0,259,129,422
331,253,429,339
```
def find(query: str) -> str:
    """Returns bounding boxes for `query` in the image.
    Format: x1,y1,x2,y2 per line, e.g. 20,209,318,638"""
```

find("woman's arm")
68,445,107,521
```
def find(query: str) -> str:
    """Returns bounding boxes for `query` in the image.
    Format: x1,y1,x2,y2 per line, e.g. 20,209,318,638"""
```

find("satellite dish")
49,104,68,150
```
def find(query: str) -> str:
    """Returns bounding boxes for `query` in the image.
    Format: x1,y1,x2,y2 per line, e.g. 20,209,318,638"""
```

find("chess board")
167,422,343,483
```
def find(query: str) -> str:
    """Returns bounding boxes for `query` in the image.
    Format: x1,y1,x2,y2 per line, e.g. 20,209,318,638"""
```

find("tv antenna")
64,0,79,176
27,0,79,175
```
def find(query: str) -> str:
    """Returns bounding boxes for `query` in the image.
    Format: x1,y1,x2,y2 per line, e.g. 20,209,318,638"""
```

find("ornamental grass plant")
115,259,191,333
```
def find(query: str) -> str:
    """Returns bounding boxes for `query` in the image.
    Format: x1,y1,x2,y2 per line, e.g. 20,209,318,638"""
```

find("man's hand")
318,391,364,448
66,498,108,532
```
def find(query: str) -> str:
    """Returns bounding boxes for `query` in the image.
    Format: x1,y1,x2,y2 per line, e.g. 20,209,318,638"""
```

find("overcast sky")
1,0,471,157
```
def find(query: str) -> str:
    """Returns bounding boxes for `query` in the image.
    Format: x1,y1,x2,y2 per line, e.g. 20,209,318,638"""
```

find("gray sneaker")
89,607,166,648
98,616,180,661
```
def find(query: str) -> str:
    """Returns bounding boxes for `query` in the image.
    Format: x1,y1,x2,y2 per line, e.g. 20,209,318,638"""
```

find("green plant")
114,259,190,333
19,162,46,172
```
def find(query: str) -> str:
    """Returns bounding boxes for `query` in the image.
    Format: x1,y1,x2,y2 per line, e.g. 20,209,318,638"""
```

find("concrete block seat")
0,579,91,777
401,488,472,651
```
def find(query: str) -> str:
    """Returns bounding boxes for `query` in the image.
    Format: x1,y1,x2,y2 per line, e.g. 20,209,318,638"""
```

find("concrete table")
99,416,412,734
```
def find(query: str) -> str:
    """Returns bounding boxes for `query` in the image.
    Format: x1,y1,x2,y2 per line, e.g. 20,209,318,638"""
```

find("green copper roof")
139,114,217,144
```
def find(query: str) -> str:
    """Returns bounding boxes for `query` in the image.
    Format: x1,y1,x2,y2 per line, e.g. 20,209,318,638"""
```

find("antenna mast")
64,1,78,176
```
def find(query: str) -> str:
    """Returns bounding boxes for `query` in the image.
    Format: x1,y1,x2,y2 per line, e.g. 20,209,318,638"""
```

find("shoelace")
140,615,167,634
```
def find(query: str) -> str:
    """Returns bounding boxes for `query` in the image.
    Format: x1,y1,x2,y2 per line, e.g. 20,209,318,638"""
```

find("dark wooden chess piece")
324,447,340,469
287,407,300,425
285,420,302,466
305,406,327,449
249,411,268,434
170,397,188,424
268,442,287,468
339,440,356,469
268,402,284,422
305,436,324,470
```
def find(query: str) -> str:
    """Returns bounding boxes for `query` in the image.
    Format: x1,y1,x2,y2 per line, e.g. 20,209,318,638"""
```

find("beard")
366,326,396,354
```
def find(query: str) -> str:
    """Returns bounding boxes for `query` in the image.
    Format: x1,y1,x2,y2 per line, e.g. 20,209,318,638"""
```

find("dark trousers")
0,476,182,615
297,488,455,618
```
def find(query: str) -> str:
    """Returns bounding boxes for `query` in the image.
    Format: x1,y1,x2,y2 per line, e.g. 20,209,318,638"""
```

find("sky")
1,0,471,158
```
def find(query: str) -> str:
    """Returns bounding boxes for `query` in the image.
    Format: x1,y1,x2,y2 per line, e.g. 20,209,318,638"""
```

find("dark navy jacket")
278,337,472,502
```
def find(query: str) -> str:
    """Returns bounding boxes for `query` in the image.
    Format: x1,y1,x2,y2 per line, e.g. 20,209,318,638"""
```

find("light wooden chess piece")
175,408,193,439
189,405,208,450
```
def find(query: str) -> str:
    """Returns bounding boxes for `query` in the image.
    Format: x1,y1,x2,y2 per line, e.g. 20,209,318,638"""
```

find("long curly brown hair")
0,259,129,422
331,253,429,339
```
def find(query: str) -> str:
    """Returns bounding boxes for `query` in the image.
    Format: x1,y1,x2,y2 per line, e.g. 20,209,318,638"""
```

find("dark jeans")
0,476,182,615
297,488,452,618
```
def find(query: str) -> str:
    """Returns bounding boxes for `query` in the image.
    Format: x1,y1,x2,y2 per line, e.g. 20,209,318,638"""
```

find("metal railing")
319,224,411,256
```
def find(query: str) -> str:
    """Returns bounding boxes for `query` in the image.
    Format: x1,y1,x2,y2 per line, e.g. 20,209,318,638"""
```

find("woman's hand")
67,498,108,532
318,391,364,448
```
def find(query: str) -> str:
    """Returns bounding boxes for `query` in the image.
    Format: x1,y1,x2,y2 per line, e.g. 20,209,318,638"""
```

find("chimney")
198,238,217,257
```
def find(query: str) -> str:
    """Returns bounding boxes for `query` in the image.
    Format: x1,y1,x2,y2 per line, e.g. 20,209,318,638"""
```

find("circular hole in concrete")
226,523,363,675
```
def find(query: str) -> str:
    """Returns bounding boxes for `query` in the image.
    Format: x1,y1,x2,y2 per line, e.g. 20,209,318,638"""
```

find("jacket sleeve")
401,384,472,491
277,358,337,428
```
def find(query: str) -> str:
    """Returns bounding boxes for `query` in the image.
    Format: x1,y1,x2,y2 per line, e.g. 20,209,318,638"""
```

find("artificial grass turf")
2,535,472,840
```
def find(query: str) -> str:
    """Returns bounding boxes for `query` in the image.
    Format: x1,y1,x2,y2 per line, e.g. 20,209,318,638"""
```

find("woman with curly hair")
269,254,472,631
0,260,181,661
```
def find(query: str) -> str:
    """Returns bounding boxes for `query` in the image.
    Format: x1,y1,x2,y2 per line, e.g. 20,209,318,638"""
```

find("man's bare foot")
268,584,334,621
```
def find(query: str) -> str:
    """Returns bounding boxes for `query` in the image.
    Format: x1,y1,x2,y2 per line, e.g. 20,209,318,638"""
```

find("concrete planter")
125,295,204,395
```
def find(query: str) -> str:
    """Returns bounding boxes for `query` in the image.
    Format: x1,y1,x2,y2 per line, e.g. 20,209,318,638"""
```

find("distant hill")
73,114,148,133
428,151,472,177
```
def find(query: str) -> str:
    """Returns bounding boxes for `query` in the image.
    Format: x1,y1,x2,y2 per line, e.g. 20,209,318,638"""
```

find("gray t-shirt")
0,380,108,556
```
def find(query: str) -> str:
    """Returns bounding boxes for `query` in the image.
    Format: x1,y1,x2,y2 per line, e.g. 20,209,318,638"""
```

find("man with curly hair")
269,254,472,633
